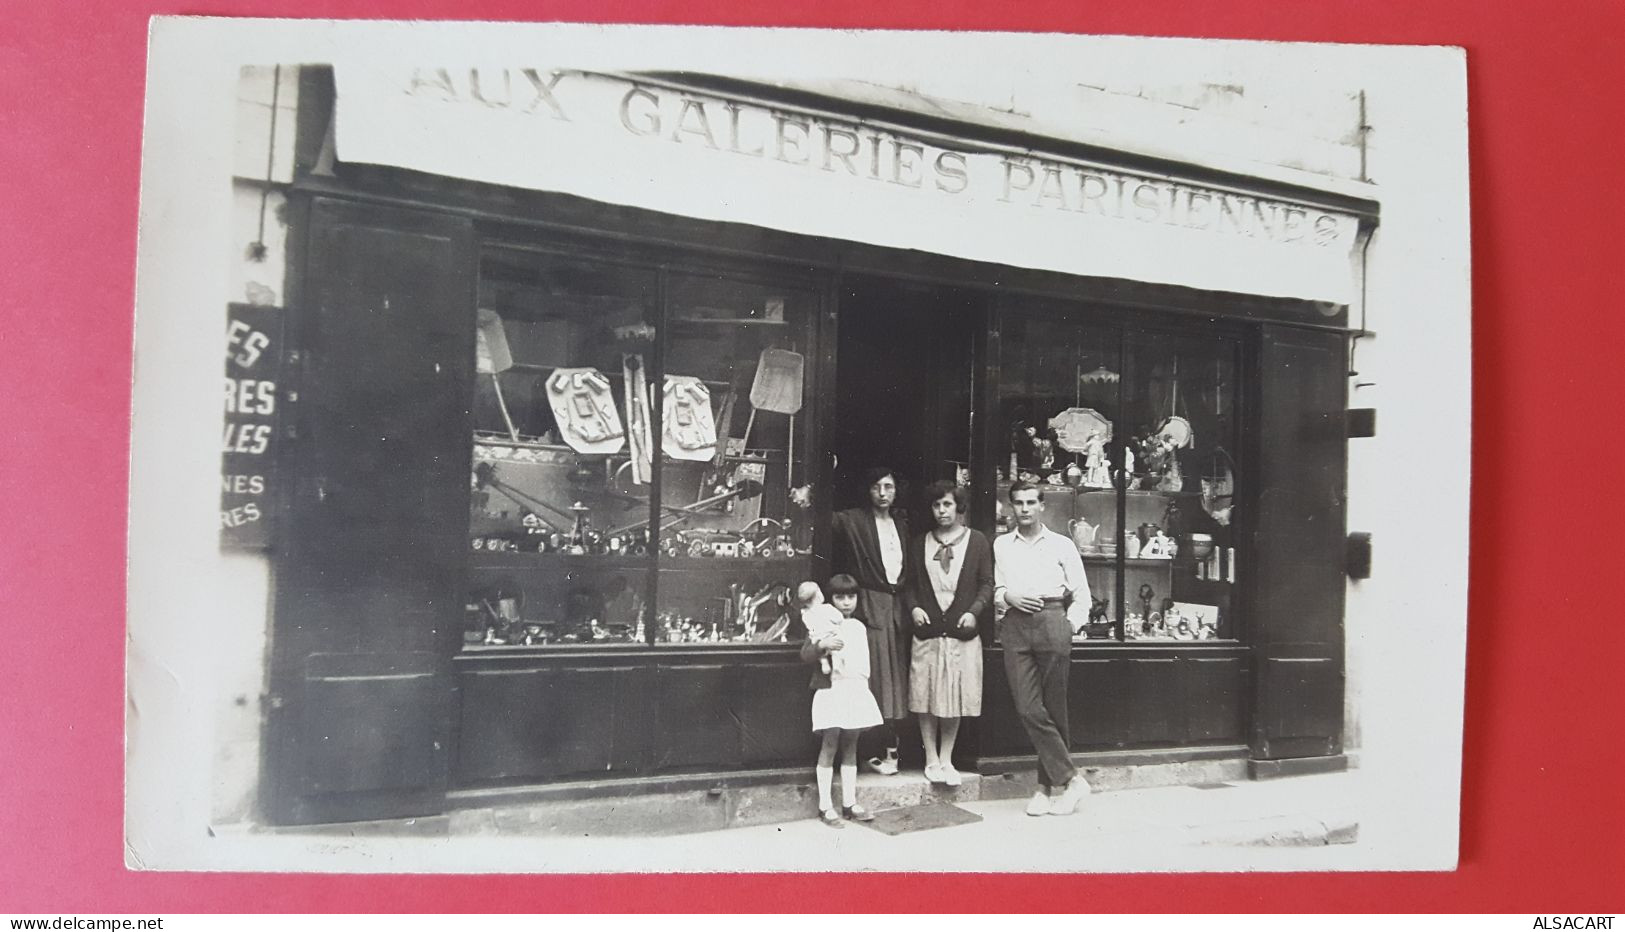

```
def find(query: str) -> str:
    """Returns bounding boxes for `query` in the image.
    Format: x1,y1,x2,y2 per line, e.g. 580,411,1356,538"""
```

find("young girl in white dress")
799,574,884,827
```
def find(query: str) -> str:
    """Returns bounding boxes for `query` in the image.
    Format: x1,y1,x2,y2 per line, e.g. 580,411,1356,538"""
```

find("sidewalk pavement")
239,767,1367,874
584,769,1365,873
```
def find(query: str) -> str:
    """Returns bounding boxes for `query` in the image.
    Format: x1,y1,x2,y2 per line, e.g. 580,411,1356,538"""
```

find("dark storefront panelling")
1249,327,1349,765
266,198,475,824
981,649,1251,757
736,662,822,765
1187,655,1249,742
455,665,624,784
453,650,816,786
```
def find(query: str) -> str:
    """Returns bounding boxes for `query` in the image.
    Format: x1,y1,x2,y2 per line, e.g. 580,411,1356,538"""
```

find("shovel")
476,308,519,442
740,347,804,451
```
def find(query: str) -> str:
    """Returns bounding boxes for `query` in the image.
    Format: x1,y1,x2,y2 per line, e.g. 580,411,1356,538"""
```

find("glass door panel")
993,307,1122,641
1121,329,1241,641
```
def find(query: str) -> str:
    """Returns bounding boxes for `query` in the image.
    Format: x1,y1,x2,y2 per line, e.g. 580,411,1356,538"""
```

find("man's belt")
1010,596,1068,614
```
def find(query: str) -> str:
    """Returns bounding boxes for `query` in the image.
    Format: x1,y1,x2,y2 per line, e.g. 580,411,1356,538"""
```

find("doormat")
859,803,983,836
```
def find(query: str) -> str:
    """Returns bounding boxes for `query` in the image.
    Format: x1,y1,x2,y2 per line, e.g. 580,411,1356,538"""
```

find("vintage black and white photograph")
126,19,1471,873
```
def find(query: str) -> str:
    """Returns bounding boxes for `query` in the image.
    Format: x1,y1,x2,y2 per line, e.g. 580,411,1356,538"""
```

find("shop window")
995,313,1122,639
463,249,814,649
995,308,1241,643
653,273,815,645
464,249,659,648
1119,330,1241,642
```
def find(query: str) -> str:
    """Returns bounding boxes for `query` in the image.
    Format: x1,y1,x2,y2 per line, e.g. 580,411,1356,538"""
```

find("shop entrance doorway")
832,276,982,520
832,276,985,770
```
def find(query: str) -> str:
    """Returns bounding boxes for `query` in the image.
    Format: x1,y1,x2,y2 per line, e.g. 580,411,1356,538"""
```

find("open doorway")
832,275,984,771
832,276,983,534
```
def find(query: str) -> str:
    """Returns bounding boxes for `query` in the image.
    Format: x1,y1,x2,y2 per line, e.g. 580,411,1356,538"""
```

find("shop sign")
222,303,282,549
334,68,1369,307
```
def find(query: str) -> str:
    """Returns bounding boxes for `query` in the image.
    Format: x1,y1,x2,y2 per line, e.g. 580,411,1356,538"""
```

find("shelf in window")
670,316,790,328
468,551,652,573
659,555,809,572
1081,555,1179,566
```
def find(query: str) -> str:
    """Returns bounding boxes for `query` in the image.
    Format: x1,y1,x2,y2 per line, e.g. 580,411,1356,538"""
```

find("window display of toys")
652,527,798,560
1168,602,1220,640
652,582,794,644
466,587,528,645
471,535,525,553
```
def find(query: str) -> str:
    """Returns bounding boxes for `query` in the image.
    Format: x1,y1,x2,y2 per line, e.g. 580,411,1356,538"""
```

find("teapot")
1068,518,1099,553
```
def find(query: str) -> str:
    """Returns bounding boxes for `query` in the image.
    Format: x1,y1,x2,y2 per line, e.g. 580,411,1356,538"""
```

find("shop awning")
333,67,1374,309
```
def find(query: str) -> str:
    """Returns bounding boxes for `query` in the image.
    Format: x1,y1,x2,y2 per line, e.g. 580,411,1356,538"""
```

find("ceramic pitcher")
1069,518,1098,552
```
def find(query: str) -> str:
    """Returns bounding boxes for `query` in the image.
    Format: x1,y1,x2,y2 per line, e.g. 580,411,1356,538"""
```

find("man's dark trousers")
1000,601,1078,788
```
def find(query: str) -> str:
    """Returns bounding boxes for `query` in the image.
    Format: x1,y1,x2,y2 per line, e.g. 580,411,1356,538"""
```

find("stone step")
447,770,982,838
280,756,1252,839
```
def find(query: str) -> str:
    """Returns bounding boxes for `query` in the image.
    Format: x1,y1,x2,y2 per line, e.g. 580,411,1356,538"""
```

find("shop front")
258,67,1376,825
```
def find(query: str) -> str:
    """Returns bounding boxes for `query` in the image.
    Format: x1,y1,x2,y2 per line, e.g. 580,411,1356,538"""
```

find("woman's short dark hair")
828,574,861,596
1007,479,1044,502
863,466,898,488
925,479,968,513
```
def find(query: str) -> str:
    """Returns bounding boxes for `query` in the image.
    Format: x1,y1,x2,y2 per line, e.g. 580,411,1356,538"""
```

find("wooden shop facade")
253,66,1378,824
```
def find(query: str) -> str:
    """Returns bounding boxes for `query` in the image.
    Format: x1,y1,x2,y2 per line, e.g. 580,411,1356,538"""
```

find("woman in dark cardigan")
901,480,993,787
830,467,910,774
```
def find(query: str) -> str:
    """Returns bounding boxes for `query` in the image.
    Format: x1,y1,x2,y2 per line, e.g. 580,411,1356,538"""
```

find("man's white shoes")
1025,789,1051,817
1048,775,1092,815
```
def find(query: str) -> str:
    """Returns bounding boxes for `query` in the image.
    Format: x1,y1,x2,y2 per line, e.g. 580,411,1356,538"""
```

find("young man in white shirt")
993,481,1093,816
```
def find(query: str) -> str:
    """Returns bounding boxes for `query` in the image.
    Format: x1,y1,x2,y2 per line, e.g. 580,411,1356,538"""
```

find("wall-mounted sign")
334,67,1371,307
222,303,282,549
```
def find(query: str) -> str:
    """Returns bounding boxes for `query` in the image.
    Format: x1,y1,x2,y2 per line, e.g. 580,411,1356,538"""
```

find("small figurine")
1158,455,1184,493
1156,531,1176,558
1082,432,1112,488
567,501,591,554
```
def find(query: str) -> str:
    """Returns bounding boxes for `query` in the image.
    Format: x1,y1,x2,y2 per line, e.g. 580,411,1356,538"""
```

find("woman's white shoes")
863,752,900,776
941,764,963,787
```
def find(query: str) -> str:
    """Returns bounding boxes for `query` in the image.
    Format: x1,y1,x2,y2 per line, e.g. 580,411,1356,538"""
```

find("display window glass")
464,247,659,648
653,273,815,644
1119,329,1241,641
462,247,815,649
995,306,1242,643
